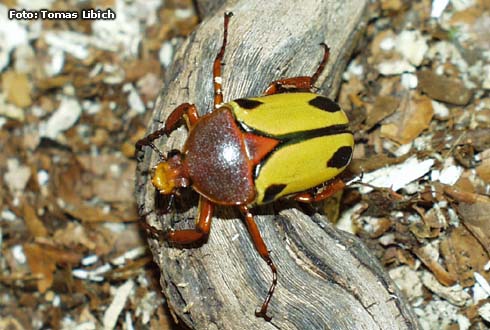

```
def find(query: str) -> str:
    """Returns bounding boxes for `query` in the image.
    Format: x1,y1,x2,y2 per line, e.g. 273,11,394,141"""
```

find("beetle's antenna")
213,12,233,109
310,43,330,87
165,193,176,214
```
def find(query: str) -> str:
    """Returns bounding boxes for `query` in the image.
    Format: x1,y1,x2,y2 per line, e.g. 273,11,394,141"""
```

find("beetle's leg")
139,194,176,239
140,218,165,239
239,205,277,321
135,103,199,158
263,43,330,95
164,102,199,131
138,208,164,239
213,12,233,109
165,197,214,245
135,127,167,160
293,177,345,203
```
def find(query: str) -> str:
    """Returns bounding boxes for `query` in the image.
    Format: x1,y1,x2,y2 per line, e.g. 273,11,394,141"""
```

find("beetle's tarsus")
255,309,273,322
255,258,278,322
140,220,166,240
310,43,330,86
135,128,167,161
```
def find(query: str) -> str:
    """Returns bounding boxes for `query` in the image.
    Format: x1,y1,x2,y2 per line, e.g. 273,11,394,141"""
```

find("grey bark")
135,1,422,329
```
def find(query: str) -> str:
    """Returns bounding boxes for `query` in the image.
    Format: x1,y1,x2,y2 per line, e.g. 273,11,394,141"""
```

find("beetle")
136,12,354,321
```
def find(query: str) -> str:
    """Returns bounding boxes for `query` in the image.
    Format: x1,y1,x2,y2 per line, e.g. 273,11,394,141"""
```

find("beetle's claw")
140,221,166,240
162,229,174,240
255,308,272,322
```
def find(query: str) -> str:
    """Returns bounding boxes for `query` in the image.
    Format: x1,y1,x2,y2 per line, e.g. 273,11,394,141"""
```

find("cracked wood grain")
135,1,422,329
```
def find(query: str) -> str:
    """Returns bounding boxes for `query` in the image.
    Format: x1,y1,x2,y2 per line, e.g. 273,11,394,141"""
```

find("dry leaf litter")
336,1,490,329
1,0,197,329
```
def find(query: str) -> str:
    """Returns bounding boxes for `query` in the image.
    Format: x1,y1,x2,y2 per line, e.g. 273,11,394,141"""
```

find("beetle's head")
151,150,189,195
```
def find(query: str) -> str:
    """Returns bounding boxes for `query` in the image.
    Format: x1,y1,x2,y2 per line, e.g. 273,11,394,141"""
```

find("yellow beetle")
136,12,354,321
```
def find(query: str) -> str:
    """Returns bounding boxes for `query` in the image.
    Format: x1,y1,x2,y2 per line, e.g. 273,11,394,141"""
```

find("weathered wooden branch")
135,1,422,329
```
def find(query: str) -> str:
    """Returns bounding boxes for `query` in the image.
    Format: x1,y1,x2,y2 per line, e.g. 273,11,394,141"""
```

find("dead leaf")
440,226,489,287
382,247,417,268
366,95,400,129
410,205,446,239
24,243,56,293
2,70,32,108
0,317,24,330
35,240,84,264
476,155,490,183
380,92,433,144
52,222,97,251
37,75,72,91
417,70,473,106
413,244,457,286
124,58,162,82
458,201,490,256
23,201,48,238
63,204,126,222
380,0,405,12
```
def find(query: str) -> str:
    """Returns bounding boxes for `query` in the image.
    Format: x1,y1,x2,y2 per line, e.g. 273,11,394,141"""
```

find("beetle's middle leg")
165,197,214,245
239,205,277,321
263,43,330,95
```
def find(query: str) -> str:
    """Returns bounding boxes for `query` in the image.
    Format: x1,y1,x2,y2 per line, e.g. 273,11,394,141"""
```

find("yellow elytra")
227,92,354,204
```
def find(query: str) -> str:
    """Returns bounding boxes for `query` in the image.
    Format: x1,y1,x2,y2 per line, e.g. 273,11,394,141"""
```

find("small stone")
378,59,415,75
396,30,428,66
40,97,82,139
480,303,490,323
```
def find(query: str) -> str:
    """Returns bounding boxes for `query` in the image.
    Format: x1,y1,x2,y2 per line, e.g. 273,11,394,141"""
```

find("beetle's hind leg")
293,177,345,203
213,12,233,109
239,205,277,321
263,43,330,95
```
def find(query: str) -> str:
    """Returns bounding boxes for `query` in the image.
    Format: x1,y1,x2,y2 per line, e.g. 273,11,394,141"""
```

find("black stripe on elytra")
308,96,341,112
234,98,264,110
242,121,353,179
327,146,353,169
276,124,350,143
238,118,350,142
263,184,287,203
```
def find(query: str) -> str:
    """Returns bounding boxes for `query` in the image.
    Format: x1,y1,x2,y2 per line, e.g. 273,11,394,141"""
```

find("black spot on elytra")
234,98,263,110
327,146,352,169
263,184,287,203
308,96,340,112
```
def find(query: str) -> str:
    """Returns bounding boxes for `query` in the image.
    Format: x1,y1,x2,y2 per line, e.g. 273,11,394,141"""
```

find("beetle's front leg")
293,177,345,203
165,196,214,245
135,103,199,158
263,43,330,95
164,102,200,132
239,205,277,321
